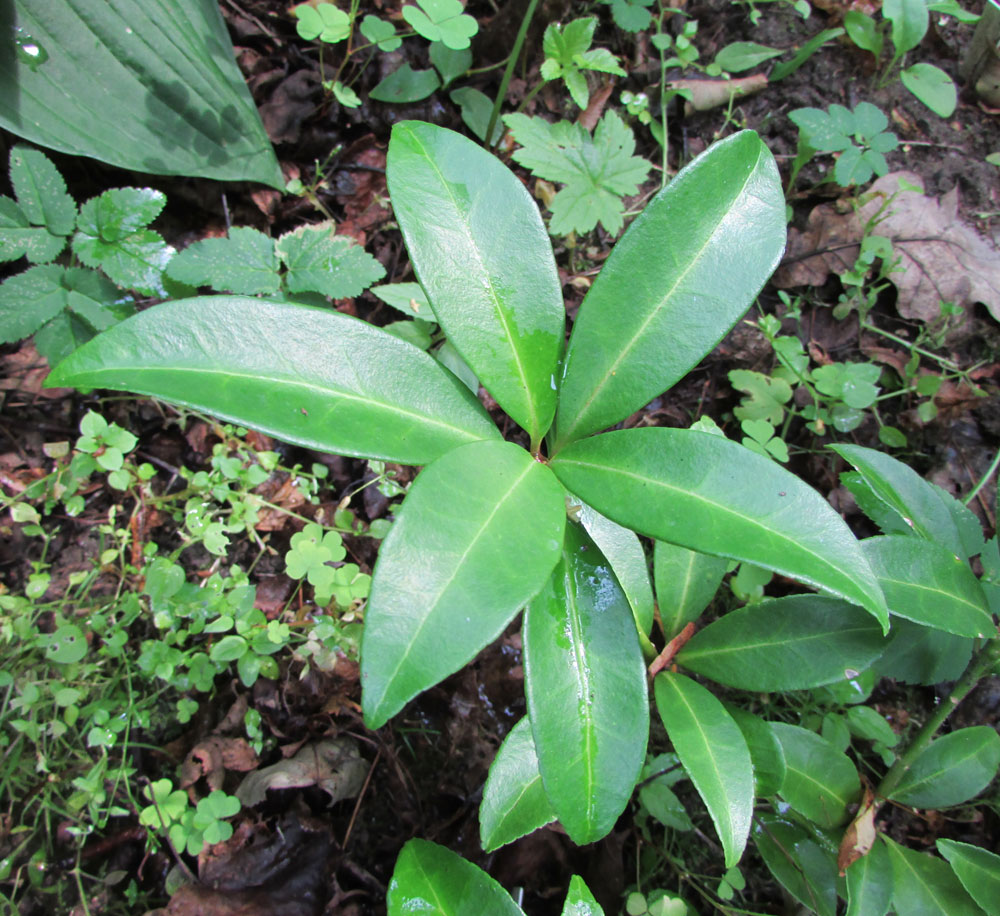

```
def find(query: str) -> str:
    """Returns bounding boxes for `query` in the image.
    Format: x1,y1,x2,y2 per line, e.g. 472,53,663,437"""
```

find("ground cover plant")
3,0,1000,913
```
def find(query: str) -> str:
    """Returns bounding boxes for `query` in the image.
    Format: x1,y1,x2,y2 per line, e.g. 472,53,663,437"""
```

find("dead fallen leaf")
235,737,366,807
838,787,879,874
181,737,260,792
669,75,767,113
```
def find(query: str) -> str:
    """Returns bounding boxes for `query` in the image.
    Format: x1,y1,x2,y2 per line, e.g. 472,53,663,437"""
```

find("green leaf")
654,672,753,868
770,722,861,827
576,501,655,637
369,64,441,104
770,27,846,82
677,595,885,691
370,282,431,319
42,624,87,664
0,196,65,263
387,839,524,916
725,705,786,797
884,836,987,916
730,369,793,424
862,536,993,638
429,42,472,87
608,0,654,32
276,224,385,299
788,108,852,152
552,131,785,448
401,0,479,50
753,815,838,916
1,0,282,188
875,616,973,685
504,111,650,237
638,754,693,830
46,296,499,465
937,840,1000,916
846,836,893,916
551,428,888,629
653,541,727,640
524,523,648,844
360,15,402,52
715,42,783,73
362,441,564,728
387,121,564,444
0,264,71,343
890,727,1000,808
450,87,505,145
831,444,965,558
884,0,929,56
843,12,883,56
294,3,350,43
901,63,958,118
479,717,555,852
167,227,281,295
9,145,76,236
561,875,605,916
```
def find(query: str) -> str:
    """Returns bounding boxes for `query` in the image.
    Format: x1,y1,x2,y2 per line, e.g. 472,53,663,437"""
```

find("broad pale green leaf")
576,501,655,637
890,727,1000,808
552,130,785,449
725,705,786,797
875,617,973,685
831,444,964,557
387,121,564,444
654,672,753,867
862,536,993,638
770,722,860,827
753,815,838,916
166,227,281,295
479,717,555,852
1,1,282,188
45,296,499,465
653,541,727,639
276,225,386,299
937,840,1000,916
884,836,987,916
387,839,524,916
561,875,605,916
9,145,76,236
846,836,893,916
901,63,958,118
363,442,564,728
551,428,888,628
677,596,886,691
524,523,647,844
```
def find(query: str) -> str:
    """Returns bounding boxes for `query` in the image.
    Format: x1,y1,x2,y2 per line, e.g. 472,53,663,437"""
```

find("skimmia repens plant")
50,120,985,909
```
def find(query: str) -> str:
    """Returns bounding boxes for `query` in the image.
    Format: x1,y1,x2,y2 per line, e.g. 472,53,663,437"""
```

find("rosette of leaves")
48,122,892,868
538,17,626,110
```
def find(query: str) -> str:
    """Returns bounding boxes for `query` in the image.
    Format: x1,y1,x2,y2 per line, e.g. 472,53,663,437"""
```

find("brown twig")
648,622,696,679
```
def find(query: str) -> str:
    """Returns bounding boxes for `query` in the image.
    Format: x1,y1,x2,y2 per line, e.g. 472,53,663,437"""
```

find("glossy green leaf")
524,523,647,844
386,121,564,444
937,840,1000,916
1,1,282,188
551,428,888,629
576,501,655,637
387,839,524,916
846,836,893,916
725,705,786,797
753,815,838,916
678,595,885,691
890,727,1000,808
9,145,76,236
363,441,565,728
654,672,753,867
831,444,964,558
770,722,861,827
479,717,555,852
653,541,727,640
552,130,785,448
862,536,993,638
561,875,605,916
875,617,973,685
884,836,986,916
45,296,499,465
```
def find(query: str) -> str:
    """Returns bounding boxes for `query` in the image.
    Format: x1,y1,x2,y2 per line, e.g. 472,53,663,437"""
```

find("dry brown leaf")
181,737,260,791
838,787,879,874
777,172,1000,322
669,75,767,112
235,737,366,807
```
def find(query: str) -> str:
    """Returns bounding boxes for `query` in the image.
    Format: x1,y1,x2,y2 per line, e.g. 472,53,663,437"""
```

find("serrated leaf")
654,672,753,868
677,595,885,691
937,840,1000,916
884,836,986,916
561,875,605,916
0,196,66,263
0,264,72,343
9,146,76,236
890,727,1000,808
479,717,555,852
167,227,281,295
524,522,648,844
361,441,564,728
387,121,564,444
0,1,282,188
276,224,385,298
653,541,727,640
46,296,499,464
862,536,993,637
387,839,524,916
550,428,888,629
770,722,860,827
552,131,785,447
846,834,893,916
503,111,650,236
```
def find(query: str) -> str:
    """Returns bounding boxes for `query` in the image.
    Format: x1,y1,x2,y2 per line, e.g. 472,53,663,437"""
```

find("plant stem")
485,0,541,148
875,639,1000,802
963,448,1000,507
860,319,960,370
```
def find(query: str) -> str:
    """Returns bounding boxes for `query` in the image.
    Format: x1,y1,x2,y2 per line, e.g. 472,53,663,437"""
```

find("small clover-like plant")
139,780,241,856
402,0,478,51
